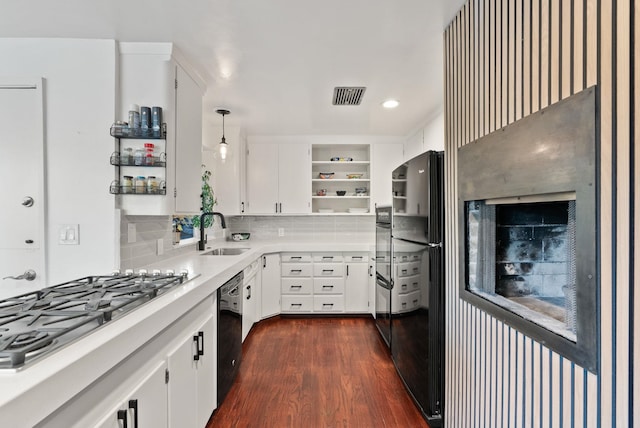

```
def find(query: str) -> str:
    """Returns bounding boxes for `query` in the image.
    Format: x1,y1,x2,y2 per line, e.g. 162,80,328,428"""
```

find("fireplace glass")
466,199,576,342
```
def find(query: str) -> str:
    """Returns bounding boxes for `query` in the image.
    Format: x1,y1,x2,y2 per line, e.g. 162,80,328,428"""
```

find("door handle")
117,409,128,428
22,196,34,207
128,399,138,428
3,270,36,281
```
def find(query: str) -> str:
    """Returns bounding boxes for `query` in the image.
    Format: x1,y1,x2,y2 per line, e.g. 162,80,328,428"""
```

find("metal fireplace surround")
457,86,598,373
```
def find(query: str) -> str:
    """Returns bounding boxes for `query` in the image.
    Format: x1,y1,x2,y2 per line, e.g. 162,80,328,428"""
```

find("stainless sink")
202,247,250,256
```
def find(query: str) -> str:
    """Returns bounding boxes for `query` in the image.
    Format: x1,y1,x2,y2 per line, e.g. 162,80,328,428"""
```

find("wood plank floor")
207,316,429,428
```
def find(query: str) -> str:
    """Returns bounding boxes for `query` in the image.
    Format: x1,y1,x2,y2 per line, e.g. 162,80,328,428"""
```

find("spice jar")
134,149,145,166
122,176,133,194
144,143,155,165
121,148,133,165
147,176,158,194
135,176,146,194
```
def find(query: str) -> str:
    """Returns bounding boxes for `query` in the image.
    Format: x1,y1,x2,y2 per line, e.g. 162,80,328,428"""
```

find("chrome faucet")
198,212,226,251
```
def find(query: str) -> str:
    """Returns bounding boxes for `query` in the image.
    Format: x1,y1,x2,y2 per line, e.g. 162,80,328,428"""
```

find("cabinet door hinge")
165,368,170,384
175,78,178,89
173,188,177,197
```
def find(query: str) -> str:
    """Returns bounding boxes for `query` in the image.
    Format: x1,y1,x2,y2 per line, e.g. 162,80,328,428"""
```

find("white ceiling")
0,0,464,137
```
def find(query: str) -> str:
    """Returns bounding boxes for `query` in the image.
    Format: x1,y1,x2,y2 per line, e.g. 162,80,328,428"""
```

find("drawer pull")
413,299,419,304
290,269,302,274
402,302,407,308
291,303,302,307
290,285,302,289
401,269,408,275
412,268,419,273
291,256,302,260
322,303,334,308
322,269,334,273
413,282,419,287
322,285,334,289
401,285,407,290
322,256,333,260
352,256,363,260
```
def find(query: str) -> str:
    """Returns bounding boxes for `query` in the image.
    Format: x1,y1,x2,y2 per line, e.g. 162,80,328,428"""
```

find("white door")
0,79,45,298
278,143,310,213
246,143,279,213
167,329,198,428
196,314,215,428
261,254,281,318
345,262,370,313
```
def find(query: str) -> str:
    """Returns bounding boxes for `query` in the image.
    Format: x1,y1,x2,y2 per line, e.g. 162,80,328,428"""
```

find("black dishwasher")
217,271,243,406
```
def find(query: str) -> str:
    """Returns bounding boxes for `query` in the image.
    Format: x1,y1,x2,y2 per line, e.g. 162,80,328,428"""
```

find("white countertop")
0,238,374,427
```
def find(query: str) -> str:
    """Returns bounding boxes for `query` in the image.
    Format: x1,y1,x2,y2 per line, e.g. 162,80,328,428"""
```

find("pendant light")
216,109,230,161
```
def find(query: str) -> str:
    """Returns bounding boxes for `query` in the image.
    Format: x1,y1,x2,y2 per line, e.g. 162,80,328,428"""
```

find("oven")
375,205,393,348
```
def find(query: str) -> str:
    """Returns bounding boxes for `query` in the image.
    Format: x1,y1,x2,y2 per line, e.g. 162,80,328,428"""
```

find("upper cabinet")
246,143,310,214
116,43,205,215
371,143,403,208
207,126,247,215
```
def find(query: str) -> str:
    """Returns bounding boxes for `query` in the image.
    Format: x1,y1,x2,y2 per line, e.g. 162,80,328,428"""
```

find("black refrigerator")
389,151,444,425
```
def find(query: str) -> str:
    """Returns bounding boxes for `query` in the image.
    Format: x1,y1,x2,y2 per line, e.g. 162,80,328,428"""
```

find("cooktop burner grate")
0,272,191,369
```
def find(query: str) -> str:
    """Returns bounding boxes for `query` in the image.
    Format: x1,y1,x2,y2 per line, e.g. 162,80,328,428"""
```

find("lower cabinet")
261,253,281,319
167,313,215,428
344,254,370,313
95,361,168,428
242,258,260,342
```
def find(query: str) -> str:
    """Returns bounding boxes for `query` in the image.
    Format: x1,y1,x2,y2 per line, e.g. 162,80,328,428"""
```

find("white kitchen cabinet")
242,258,260,341
368,253,376,317
281,253,314,313
95,361,168,428
371,143,404,208
117,43,205,215
260,253,281,318
345,254,370,313
246,143,310,214
167,312,215,428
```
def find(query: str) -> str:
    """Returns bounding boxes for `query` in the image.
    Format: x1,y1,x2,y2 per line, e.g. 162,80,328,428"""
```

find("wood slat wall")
443,0,637,426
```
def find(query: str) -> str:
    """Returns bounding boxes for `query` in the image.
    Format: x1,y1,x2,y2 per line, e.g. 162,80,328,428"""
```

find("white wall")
0,39,118,283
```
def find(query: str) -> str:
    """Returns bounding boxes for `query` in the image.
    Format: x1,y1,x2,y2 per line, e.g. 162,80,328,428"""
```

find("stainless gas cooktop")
0,270,196,370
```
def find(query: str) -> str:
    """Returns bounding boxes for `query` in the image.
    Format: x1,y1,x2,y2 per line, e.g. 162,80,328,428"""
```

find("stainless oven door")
375,206,393,347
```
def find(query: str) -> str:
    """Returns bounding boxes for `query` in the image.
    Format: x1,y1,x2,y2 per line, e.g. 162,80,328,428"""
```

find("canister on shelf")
151,106,163,137
128,104,140,130
121,147,133,165
134,176,146,194
147,176,158,194
140,106,151,130
134,149,145,166
122,176,133,194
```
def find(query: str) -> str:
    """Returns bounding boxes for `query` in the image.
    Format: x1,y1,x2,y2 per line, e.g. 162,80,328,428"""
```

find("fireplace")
457,87,598,373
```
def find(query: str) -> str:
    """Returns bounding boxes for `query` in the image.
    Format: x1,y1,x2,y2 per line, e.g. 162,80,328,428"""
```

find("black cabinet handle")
128,399,138,428
275,203,278,213
198,331,205,356
347,265,349,276
241,202,245,213
279,203,282,213
193,335,200,361
117,409,128,428
291,303,302,308
352,256,363,260
322,256,333,260
290,285,302,289
291,256,302,260
263,256,266,268
246,285,252,299
290,269,302,274
322,285,334,289
322,303,334,308
322,269,334,274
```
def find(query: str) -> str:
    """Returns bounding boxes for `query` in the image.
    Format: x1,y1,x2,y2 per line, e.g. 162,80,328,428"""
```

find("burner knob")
152,269,162,276
112,269,121,276
179,269,189,278
165,269,175,276
138,269,148,276
125,269,134,275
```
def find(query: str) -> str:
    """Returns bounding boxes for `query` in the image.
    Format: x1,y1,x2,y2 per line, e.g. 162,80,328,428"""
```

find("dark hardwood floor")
207,316,429,428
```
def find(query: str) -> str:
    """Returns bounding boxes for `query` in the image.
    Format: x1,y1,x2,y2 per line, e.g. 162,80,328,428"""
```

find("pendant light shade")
216,109,230,161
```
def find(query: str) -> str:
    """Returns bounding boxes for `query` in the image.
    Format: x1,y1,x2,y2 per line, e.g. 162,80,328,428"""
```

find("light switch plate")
58,224,79,245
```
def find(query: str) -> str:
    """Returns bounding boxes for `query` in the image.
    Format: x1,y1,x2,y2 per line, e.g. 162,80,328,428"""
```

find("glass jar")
134,149,145,166
147,176,158,194
122,176,133,194
135,176,146,194
121,148,133,165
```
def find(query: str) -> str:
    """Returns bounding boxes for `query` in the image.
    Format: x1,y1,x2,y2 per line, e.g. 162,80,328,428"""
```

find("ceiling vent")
332,87,366,106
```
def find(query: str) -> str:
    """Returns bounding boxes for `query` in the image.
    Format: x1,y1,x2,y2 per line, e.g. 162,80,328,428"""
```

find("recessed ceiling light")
382,99,399,109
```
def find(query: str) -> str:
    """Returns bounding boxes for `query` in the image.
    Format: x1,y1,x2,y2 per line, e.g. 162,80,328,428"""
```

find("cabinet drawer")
344,253,369,263
313,295,345,312
313,263,344,277
395,252,422,263
312,253,344,263
281,278,313,295
395,275,421,295
396,261,421,277
281,295,313,312
393,290,421,313
281,263,312,277
313,277,345,294
281,253,312,263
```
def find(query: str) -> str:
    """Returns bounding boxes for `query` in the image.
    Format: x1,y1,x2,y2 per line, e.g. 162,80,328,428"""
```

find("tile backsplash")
120,214,375,270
